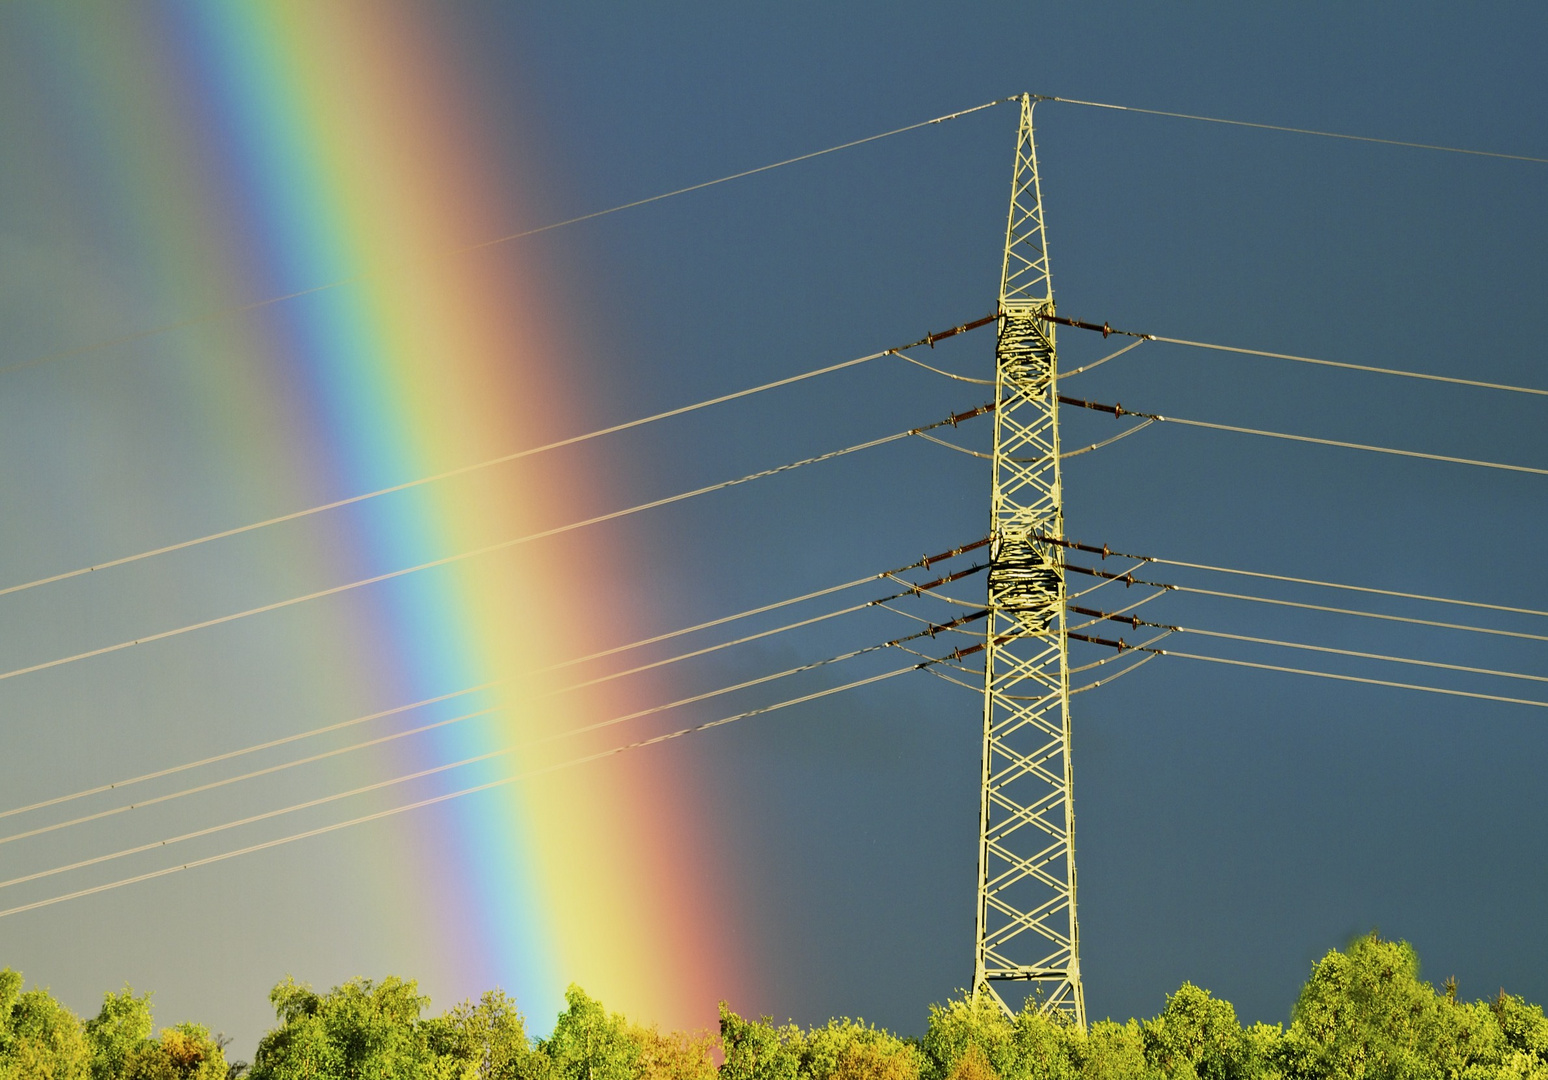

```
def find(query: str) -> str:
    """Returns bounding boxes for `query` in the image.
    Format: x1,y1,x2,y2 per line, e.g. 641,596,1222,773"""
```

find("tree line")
5,934,1547,1080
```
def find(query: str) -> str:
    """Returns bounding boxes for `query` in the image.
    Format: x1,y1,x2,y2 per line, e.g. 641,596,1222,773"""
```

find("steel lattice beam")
973,93,1085,1027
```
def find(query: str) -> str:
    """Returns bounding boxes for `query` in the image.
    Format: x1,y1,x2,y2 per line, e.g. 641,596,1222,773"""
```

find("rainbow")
25,4,746,1029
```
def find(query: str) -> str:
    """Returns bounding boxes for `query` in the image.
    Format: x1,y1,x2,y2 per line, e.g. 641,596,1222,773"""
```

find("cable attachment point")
989,531,1062,633
1037,312,1153,340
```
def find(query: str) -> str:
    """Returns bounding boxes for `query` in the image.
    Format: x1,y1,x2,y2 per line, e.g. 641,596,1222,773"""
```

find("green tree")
1492,993,1548,1080
538,987,637,1080
1071,1020,1146,1080
1278,933,1505,1080
1140,983,1253,1080
78,987,225,1080
718,1006,804,1080
919,995,1017,1080
247,976,434,1080
424,990,539,1080
121,1025,227,1080
920,994,1088,1080
85,990,154,1080
798,1018,919,1080
628,1026,715,1080
0,969,90,1080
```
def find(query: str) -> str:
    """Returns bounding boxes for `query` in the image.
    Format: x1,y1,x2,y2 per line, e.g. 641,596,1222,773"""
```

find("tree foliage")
8,933,1548,1080
0,973,226,1080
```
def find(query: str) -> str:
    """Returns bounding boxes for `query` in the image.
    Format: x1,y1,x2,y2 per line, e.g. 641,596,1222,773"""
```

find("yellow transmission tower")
973,93,1085,1026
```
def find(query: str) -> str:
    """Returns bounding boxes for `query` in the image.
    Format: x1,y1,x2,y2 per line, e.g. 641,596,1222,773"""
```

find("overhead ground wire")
1034,94,1548,165
2,100,1011,379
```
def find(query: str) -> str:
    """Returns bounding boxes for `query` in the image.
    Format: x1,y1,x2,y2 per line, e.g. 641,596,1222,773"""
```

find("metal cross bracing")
973,93,1086,1026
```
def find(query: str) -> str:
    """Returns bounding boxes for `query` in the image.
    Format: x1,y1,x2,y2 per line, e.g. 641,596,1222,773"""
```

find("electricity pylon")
973,93,1085,1026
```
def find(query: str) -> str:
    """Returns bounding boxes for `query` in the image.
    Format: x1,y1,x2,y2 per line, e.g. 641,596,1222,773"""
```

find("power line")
0,403,995,686
0,629,981,909
1035,94,1548,165
1066,592,1164,632
0,666,912,920
1057,394,1548,478
1042,533,1548,621
0,315,995,602
0,643,890,891
0,539,988,823
1070,651,1161,696
1046,313,1548,398
1173,584,1548,645
1152,335,1548,398
0,572,989,849
1151,557,1548,621
1060,419,1154,459
1167,651,1548,710
1181,626,1548,685
900,337,1147,387
1059,338,1147,379
1061,562,1548,644
0,704,494,849
1068,604,1548,686
1,101,1011,380
1068,629,1548,709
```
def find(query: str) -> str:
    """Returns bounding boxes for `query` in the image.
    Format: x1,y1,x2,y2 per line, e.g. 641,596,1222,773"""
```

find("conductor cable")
1068,604,1548,686
0,538,989,824
1041,532,1548,621
0,622,987,897
1,316,996,602
0,574,988,849
1045,313,1548,398
1057,394,1548,478
0,403,996,686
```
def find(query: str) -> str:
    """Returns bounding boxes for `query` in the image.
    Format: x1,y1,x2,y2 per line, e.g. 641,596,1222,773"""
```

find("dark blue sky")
458,1,1548,1031
3,0,1546,1055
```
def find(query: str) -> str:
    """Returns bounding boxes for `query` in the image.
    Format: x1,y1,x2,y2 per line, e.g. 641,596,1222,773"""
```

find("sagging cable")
1069,610,1548,692
2,318,998,603
1070,652,1162,695
6,98,1014,380
0,403,997,687
1059,338,1147,379
1056,394,1548,478
0,632,1004,913
0,551,994,845
1040,309,1548,398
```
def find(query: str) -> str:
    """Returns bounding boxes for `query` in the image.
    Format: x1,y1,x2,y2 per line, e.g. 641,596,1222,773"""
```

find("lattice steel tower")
973,93,1085,1026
